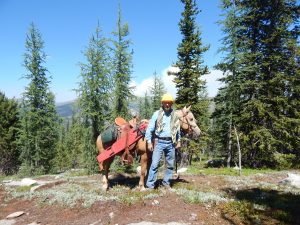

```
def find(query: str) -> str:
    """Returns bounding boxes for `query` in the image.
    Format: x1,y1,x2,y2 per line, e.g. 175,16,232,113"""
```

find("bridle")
178,109,197,136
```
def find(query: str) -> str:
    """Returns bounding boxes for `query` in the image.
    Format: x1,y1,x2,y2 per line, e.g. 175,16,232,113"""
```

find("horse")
96,106,201,190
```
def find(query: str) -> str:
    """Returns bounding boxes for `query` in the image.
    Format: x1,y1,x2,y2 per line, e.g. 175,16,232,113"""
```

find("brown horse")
96,106,201,190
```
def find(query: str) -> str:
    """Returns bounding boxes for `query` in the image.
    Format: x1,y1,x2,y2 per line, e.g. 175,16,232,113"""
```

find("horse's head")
177,106,201,138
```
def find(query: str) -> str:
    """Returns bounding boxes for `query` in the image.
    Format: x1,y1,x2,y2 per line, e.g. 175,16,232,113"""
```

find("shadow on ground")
108,173,189,189
222,187,300,225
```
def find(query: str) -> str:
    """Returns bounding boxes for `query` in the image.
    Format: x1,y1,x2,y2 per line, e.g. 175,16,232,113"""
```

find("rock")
0,219,16,225
280,173,300,188
109,212,114,219
177,167,187,173
189,213,198,221
152,200,160,206
4,178,37,187
21,178,37,186
6,211,25,219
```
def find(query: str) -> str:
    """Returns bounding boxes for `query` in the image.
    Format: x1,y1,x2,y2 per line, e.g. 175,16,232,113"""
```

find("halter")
179,109,197,136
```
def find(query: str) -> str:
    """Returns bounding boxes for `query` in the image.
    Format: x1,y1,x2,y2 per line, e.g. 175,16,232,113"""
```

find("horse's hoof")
102,185,109,191
173,173,180,180
139,186,146,191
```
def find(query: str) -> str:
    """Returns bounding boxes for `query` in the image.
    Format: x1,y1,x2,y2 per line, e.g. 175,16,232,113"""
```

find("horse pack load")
96,106,201,190
97,117,148,164
100,124,118,146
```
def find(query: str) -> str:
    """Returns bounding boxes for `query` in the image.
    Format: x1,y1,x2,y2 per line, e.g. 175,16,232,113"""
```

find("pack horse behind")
96,106,201,190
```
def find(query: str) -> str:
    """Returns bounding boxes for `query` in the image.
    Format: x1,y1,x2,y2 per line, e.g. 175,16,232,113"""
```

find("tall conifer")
213,0,243,166
174,0,210,127
111,4,134,120
18,23,59,175
77,23,112,173
150,71,166,112
216,0,300,167
0,93,20,175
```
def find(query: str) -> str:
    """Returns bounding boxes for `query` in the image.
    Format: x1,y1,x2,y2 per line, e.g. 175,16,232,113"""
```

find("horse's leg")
137,139,152,190
96,135,113,191
139,152,148,189
101,157,114,190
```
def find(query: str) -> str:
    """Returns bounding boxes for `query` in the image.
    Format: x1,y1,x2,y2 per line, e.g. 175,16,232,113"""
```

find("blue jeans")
146,139,175,188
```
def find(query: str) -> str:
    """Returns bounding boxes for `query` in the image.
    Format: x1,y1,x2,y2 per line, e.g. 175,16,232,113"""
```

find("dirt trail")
1,171,299,225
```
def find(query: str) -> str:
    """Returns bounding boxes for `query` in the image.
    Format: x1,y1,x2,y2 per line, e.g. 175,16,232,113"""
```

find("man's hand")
147,142,154,151
176,142,181,149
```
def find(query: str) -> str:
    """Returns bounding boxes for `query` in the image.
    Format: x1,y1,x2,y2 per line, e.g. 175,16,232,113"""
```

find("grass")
2,163,300,224
186,160,276,176
3,174,164,208
175,188,228,204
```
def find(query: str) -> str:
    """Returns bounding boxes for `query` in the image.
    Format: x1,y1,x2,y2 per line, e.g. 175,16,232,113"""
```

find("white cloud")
131,77,153,97
161,66,177,97
203,69,224,97
133,67,224,98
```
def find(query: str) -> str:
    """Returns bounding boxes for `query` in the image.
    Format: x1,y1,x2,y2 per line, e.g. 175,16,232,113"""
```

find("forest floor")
1,167,300,225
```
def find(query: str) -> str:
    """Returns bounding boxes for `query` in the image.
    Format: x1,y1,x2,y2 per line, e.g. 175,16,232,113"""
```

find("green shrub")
273,152,296,169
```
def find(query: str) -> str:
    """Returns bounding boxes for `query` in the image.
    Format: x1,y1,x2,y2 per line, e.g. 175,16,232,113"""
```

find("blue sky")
0,0,224,103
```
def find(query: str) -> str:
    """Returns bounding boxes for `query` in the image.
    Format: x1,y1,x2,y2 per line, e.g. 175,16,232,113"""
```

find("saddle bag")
100,124,118,145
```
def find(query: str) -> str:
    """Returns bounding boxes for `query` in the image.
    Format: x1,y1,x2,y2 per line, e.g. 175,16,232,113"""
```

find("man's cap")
161,93,174,102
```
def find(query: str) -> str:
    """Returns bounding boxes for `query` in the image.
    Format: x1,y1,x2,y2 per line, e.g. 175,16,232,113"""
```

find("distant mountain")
56,100,76,118
55,97,216,119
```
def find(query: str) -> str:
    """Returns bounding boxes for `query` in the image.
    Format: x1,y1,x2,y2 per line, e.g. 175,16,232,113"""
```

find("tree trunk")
234,125,242,176
227,121,232,168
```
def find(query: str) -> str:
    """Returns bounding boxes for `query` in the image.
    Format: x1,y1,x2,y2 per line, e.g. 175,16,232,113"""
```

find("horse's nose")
193,127,201,138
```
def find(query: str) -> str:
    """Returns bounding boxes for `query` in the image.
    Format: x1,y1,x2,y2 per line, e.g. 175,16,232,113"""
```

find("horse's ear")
182,106,187,114
187,105,191,112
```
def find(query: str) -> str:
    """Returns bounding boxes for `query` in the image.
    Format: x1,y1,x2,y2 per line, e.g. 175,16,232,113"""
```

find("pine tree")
174,0,210,125
111,4,134,120
18,23,60,175
213,0,243,166
77,23,112,173
215,0,300,167
77,23,112,141
143,91,152,119
172,0,211,163
0,92,20,175
150,71,165,112
238,0,299,167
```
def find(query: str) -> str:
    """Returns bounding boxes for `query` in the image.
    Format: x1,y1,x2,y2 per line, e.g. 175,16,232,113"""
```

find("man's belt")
156,136,172,141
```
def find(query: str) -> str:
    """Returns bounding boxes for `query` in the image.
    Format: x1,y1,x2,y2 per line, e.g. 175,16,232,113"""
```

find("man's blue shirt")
145,109,180,144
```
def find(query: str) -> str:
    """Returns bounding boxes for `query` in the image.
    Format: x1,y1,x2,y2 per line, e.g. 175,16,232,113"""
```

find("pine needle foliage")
214,0,300,168
18,23,60,175
111,4,134,120
0,92,20,175
77,23,112,173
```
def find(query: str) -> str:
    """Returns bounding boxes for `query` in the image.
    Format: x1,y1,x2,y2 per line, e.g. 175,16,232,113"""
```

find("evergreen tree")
18,23,59,175
150,71,166,112
111,4,134,120
172,0,211,163
53,124,68,172
77,23,112,173
173,0,210,126
77,23,112,140
212,0,243,166
237,0,299,167
0,92,20,175
142,91,152,119
215,0,300,167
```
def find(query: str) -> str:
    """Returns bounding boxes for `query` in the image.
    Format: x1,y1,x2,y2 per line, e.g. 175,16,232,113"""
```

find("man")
145,93,181,189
